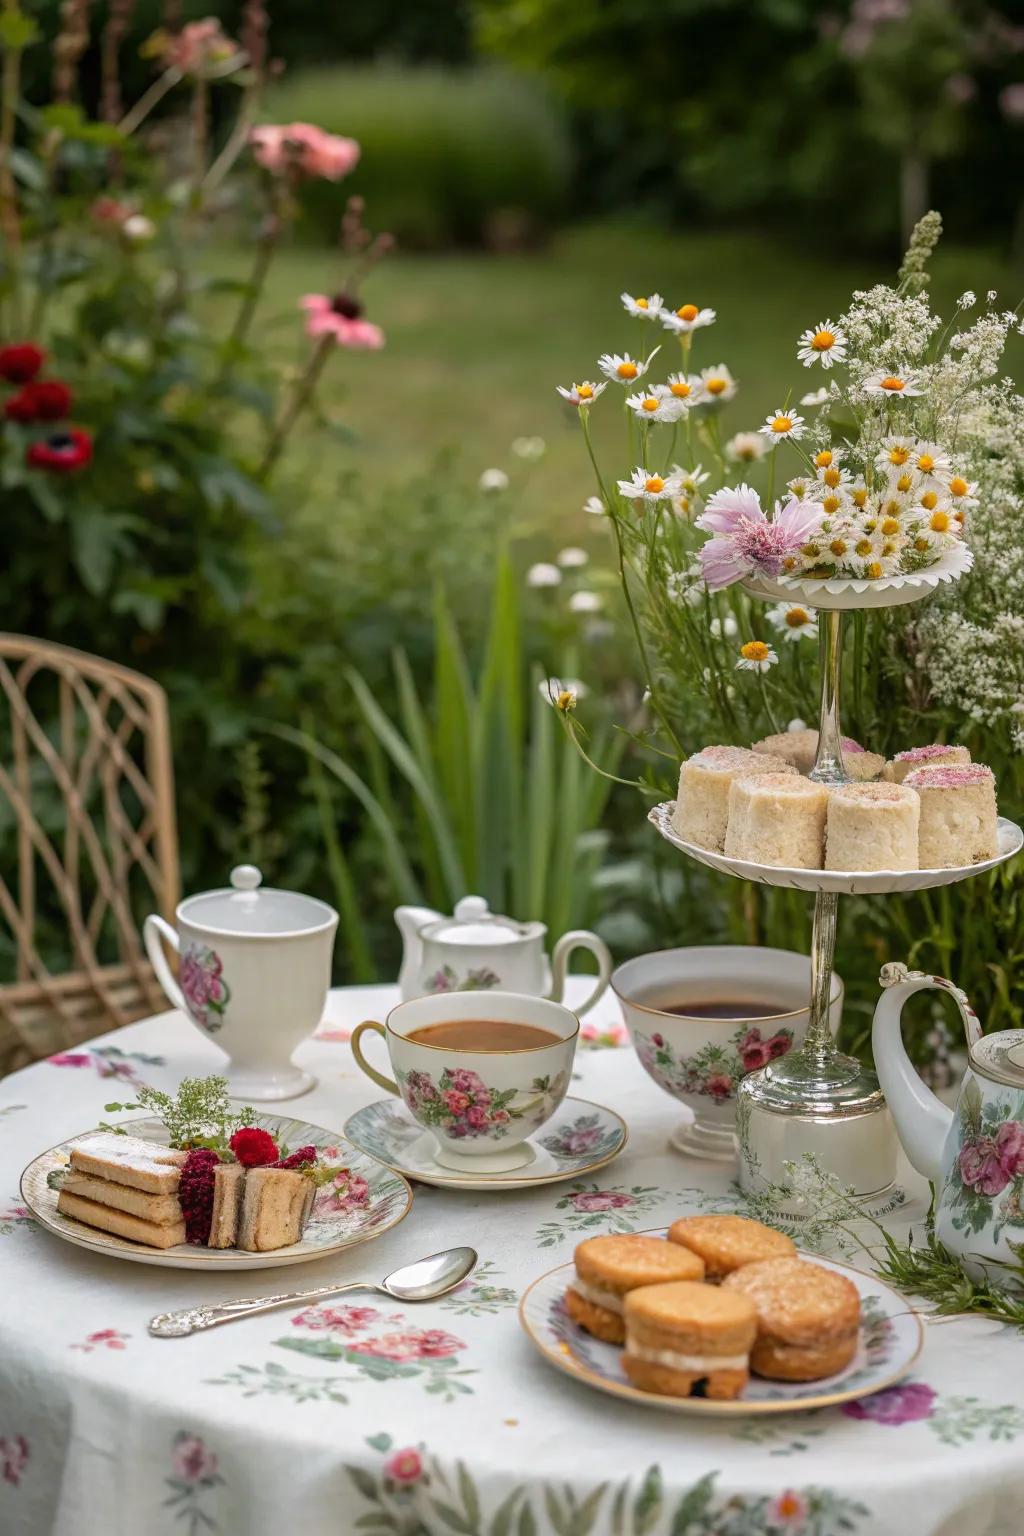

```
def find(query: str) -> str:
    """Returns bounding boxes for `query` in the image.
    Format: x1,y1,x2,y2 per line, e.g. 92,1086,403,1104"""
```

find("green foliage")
263,65,573,248
103,1075,256,1150
272,551,623,974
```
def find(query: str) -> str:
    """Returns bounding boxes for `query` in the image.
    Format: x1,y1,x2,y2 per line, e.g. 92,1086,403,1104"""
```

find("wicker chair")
0,635,179,1075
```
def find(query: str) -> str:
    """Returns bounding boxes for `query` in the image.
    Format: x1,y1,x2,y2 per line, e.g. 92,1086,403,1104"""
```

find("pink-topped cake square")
903,762,998,868
886,743,970,784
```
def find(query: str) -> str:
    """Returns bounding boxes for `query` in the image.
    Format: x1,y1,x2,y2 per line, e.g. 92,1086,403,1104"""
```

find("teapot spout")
395,905,442,998
872,963,959,1185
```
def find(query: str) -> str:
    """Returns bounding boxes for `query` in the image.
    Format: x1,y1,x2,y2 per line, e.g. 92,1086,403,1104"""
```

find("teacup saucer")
343,1095,628,1191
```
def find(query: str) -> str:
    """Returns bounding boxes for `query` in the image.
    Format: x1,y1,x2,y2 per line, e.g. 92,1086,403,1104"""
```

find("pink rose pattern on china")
950,1084,1024,1241
843,1382,937,1426
397,1064,561,1142
179,943,231,1033
634,1022,793,1103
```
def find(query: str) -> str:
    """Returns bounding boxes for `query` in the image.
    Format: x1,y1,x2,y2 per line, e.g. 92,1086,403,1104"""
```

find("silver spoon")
147,1246,478,1338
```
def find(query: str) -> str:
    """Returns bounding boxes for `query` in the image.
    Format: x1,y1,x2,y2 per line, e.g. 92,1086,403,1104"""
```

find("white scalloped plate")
21,1114,412,1270
649,801,1023,895
519,1239,924,1417
742,545,972,610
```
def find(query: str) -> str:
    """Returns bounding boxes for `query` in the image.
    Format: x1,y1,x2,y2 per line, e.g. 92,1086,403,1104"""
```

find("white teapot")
872,962,1024,1286
395,895,612,1016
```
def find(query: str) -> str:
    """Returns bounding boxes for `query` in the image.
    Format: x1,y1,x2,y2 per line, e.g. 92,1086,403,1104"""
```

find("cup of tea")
351,991,578,1172
613,946,843,1160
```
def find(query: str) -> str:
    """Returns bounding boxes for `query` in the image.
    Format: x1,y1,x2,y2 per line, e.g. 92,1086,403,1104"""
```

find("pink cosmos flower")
959,1136,1010,1196
302,293,384,350
172,1435,218,1484
250,123,360,181
349,1329,463,1362
996,1121,1024,1179
696,487,825,590
0,1435,28,1487
569,1189,633,1213
842,1381,936,1425
385,1447,424,1485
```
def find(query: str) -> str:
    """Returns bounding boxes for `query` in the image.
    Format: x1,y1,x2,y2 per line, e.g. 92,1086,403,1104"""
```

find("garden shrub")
262,65,573,249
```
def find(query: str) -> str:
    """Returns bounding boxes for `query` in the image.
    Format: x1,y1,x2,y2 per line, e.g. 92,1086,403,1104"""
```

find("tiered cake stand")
649,561,1023,1205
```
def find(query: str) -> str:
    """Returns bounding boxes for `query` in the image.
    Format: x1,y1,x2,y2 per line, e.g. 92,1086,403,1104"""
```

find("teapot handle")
144,914,186,1013
878,963,983,1049
550,930,613,1017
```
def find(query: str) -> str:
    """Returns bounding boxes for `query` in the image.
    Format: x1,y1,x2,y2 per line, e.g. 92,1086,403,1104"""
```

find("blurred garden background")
4,0,1024,1059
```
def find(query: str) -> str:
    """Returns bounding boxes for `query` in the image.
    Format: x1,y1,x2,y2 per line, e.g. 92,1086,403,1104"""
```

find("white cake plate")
649,801,1024,896
742,545,972,611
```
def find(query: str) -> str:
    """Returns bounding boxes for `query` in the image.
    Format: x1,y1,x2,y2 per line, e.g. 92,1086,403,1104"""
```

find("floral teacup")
614,946,843,1160
351,992,578,1173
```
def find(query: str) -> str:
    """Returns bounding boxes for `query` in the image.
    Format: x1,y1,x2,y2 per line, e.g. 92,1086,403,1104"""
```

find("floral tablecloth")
2,980,1024,1536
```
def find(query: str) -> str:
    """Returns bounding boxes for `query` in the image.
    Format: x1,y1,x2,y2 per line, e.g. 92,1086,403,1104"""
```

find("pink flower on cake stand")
696,486,825,590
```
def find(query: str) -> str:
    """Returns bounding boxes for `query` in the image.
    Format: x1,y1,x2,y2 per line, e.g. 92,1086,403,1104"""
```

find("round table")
2,981,1023,1536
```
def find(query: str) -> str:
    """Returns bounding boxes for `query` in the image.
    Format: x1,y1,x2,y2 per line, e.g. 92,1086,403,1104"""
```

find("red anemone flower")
0,343,46,383
5,380,72,423
26,428,93,474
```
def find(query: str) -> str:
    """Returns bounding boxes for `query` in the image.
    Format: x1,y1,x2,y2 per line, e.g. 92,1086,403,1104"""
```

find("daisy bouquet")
554,212,1020,754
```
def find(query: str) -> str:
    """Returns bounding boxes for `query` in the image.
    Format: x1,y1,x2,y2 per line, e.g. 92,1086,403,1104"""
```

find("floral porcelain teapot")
872,962,1024,1284
395,896,612,1016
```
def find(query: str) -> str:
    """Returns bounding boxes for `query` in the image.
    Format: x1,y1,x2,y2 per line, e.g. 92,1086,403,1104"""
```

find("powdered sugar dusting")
904,763,994,790
832,782,915,804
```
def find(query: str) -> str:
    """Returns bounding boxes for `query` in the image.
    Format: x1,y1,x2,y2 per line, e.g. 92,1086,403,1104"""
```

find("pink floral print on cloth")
164,1433,223,1532
179,943,231,1033
70,1329,129,1353
0,1435,28,1487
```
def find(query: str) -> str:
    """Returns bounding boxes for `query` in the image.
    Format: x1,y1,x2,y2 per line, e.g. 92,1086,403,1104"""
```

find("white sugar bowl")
395,895,612,1015
144,865,337,1101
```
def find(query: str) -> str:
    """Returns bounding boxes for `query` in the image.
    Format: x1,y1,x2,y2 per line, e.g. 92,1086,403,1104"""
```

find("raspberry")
274,1145,317,1170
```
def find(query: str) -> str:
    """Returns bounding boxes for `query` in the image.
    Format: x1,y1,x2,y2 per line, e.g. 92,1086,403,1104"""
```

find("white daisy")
526,562,562,588
815,461,853,492
621,292,664,320
557,546,588,568
947,473,979,510
760,408,806,443
698,364,737,403
709,615,738,639
658,372,704,407
617,467,682,504
787,476,814,500
556,380,607,407
767,602,819,643
598,351,656,385
582,495,606,516
817,486,852,521
539,676,587,712
908,440,952,485
568,590,603,614
726,431,766,463
797,320,848,368
671,463,710,499
666,563,706,606
862,367,923,399
876,436,916,471
625,389,682,424
735,641,778,674
479,468,509,492
800,386,831,407
661,302,716,335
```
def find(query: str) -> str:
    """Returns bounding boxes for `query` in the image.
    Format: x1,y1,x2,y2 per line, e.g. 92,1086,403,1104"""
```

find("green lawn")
213,220,1020,532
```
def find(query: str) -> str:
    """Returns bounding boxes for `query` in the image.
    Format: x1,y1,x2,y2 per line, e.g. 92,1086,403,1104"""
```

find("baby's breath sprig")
102,1075,257,1152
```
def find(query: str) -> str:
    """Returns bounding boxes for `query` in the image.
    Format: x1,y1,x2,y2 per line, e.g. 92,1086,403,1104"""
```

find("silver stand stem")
805,890,839,1078
810,609,848,786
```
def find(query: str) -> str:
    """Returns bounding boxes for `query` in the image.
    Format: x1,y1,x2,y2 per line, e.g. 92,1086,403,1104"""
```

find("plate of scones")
519,1215,923,1415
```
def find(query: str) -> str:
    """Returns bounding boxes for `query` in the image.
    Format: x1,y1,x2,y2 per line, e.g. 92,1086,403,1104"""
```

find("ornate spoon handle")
149,1279,382,1338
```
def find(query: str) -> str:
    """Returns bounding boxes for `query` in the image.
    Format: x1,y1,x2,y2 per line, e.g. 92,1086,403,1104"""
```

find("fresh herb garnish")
102,1075,257,1153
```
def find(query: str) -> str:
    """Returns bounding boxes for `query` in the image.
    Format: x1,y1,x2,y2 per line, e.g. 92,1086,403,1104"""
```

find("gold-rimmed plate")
519,1238,923,1416
21,1114,413,1270
344,1095,627,1191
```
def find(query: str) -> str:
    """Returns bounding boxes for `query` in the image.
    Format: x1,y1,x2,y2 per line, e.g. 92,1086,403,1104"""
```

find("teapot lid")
421,895,538,948
178,865,337,939
969,1031,1024,1090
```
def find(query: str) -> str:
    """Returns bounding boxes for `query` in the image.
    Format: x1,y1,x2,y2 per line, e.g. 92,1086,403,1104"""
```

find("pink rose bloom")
570,1190,633,1212
449,1068,486,1095
250,123,360,182
0,1435,29,1487
741,1042,772,1073
48,1051,91,1067
767,1032,792,1060
350,1329,463,1362
385,1447,424,1485
705,1073,735,1101
302,293,384,350
465,1105,488,1129
172,1435,218,1484
442,1090,471,1114
996,1121,1024,1179
491,1109,510,1123
560,1126,600,1154
292,1303,378,1334
959,1137,1010,1196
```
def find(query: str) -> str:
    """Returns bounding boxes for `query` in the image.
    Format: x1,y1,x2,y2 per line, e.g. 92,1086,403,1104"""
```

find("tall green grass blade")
348,665,466,896
473,548,523,910
393,648,451,904
433,586,477,880
269,722,422,903
305,740,374,982
525,672,555,923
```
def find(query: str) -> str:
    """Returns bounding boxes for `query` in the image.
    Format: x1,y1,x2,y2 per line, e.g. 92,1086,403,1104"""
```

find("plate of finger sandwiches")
519,1215,923,1416
21,1084,412,1270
